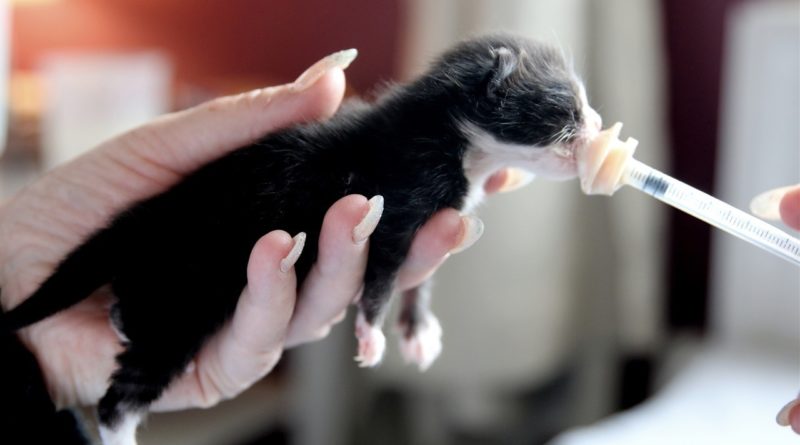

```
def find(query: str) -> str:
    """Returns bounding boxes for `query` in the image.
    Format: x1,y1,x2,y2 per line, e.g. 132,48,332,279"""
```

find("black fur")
2,34,586,430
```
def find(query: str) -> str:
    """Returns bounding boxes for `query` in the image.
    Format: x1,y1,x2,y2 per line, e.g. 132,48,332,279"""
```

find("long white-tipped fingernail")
497,168,536,193
750,185,796,221
292,49,358,91
353,195,384,244
280,233,306,273
450,215,484,254
777,397,800,426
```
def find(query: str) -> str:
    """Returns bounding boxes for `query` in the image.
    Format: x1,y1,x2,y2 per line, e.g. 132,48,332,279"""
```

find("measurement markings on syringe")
623,160,800,265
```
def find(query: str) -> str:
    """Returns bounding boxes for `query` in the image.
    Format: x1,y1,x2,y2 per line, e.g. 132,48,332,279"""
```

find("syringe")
623,159,800,267
579,123,800,267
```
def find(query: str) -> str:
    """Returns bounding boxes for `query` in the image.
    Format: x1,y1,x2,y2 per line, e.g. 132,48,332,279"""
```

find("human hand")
0,51,479,412
777,186,800,231
754,184,800,433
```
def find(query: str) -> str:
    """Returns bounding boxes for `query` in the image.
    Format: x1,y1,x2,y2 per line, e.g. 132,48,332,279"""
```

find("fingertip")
235,230,298,342
419,208,465,254
397,208,463,288
791,403,800,434
325,194,371,233
316,194,371,269
779,186,800,231
484,169,509,194
308,68,347,120
244,68,345,134
246,230,294,288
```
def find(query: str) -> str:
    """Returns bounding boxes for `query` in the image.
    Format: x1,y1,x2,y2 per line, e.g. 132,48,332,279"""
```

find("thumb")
105,49,355,176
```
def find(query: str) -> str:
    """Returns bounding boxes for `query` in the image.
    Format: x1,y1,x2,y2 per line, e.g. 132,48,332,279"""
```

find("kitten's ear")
486,47,518,99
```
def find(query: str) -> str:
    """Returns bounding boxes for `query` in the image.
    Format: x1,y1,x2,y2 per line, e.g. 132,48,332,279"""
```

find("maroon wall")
11,0,402,93
661,0,743,330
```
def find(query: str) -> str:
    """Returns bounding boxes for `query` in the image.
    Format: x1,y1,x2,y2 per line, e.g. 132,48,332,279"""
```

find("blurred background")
1,0,798,444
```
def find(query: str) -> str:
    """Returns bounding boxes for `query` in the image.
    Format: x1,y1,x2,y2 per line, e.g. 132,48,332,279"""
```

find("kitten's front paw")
354,311,386,367
398,312,442,372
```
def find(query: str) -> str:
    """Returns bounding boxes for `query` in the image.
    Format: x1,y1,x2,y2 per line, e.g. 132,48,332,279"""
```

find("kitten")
3,34,601,444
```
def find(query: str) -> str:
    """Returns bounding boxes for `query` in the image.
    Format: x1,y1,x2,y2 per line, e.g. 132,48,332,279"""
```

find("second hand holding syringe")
578,122,800,267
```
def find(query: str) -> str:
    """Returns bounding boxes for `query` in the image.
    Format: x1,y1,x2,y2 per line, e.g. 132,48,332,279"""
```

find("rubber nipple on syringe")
577,122,639,196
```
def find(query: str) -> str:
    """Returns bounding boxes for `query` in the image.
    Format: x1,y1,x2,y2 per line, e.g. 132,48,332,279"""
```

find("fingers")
396,209,484,290
484,168,535,194
750,184,800,229
284,195,383,348
153,230,301,410
779,186,800,231
99,50,354,180
151,198,483,410
777,396,800,434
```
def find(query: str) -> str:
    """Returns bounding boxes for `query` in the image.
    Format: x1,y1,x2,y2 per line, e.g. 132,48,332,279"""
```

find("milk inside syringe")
578,123,800,267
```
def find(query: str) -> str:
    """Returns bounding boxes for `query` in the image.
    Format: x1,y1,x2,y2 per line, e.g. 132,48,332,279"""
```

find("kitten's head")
431,34,602,179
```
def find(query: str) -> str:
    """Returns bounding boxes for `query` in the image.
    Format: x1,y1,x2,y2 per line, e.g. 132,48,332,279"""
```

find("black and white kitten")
3,34,601,444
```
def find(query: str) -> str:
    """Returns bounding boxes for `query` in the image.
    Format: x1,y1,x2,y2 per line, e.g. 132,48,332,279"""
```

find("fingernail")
750,185,795,221
280,232,306,273
450,215,484,254
292,49,358,91
777,397,800,426
353,195,384,244
497,168,535,193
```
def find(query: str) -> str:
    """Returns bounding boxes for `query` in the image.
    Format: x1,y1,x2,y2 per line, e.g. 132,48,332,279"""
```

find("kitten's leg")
397,280,442,371
98,408,143,445
354,275,393,367
97,337,201,445
97,283,216,445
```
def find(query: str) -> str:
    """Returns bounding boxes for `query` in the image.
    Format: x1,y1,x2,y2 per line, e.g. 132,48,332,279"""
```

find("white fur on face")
459,121,579,211
577,83,602,138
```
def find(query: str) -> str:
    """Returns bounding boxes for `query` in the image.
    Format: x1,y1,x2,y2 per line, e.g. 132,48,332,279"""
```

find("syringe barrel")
622,159,800,266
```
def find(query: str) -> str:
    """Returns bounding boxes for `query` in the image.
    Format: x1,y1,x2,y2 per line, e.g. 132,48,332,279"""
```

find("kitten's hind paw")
398,312,442,372
354,311,386,367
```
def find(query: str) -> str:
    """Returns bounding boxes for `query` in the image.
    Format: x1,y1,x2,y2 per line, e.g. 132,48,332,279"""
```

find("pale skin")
777,186,800,434
0,56,521,413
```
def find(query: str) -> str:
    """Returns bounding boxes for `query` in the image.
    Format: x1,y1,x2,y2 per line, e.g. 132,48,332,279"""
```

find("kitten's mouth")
569,120,602,157
555,124,600,178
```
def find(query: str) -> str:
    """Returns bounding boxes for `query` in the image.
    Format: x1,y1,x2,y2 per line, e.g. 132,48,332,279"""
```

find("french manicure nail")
353,195,384,244
450,215,484,254
292,49,358,91
280,232,306,273
750,185,795,221
777,397,800,426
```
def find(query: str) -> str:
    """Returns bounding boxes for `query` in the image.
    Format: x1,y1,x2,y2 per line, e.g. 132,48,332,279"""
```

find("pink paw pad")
354,311,386,367
398,313,442,371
